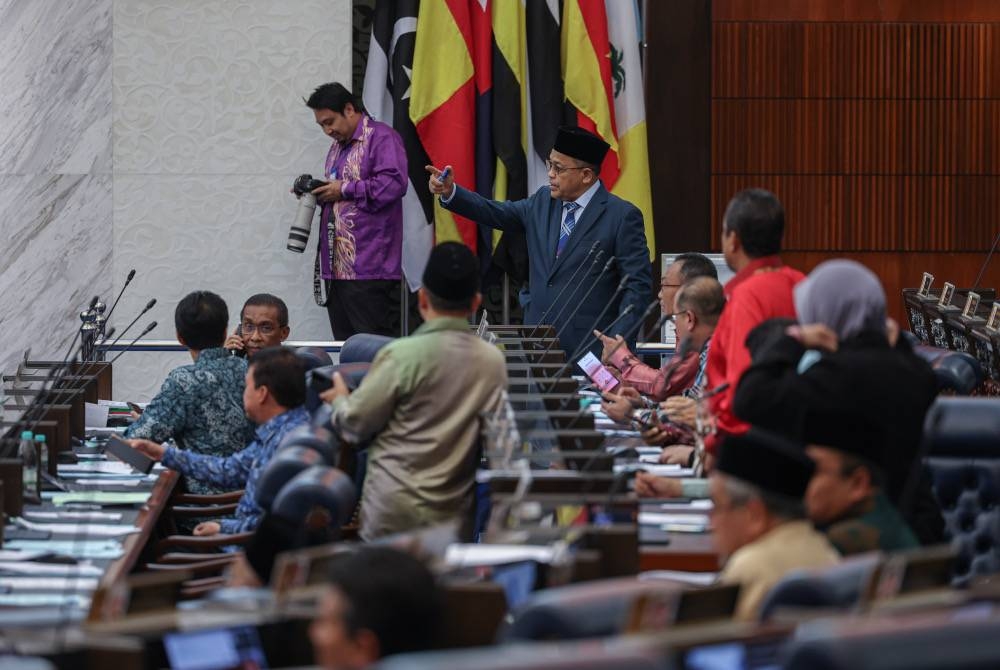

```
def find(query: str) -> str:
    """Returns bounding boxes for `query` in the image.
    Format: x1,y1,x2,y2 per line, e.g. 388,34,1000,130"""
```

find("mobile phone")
577,351,620,393
104,434,156,474
229,323,247,358
126,401,143,415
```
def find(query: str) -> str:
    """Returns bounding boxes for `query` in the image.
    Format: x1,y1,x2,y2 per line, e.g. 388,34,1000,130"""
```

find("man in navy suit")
426,126,652,357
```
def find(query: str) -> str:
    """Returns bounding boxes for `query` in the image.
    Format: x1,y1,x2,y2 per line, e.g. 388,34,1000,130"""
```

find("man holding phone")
224,294,291,358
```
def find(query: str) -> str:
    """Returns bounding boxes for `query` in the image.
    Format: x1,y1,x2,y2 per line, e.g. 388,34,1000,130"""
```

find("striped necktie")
556,202,580,257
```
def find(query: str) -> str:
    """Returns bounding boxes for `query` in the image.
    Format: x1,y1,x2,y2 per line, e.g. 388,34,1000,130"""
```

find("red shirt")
705,256,805,450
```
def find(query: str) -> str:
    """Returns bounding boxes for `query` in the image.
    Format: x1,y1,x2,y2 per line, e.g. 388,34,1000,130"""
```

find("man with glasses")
426,126,651,357
125,291,256,495
225,294,292,358
710,428,839,621
598,253,718,402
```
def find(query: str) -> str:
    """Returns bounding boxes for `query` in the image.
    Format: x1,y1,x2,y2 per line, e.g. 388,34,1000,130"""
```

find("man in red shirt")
704,189,804,451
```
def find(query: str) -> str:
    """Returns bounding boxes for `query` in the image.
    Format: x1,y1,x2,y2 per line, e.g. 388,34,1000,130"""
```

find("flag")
409,0,479,250
606,0,655,258
526,0,563,187
362,0,434,290
561,0,621,188
470,0,496,269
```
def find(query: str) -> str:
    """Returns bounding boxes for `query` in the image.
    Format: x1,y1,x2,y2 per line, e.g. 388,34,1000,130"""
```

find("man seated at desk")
601,276,725,465
128,347,309,537
802,407,919,555
710,428,840,621
320,242,507,541
125,290,255,494
224,293,292,358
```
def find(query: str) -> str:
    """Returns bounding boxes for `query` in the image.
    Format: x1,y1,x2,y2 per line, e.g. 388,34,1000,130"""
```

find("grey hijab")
794,260,887,340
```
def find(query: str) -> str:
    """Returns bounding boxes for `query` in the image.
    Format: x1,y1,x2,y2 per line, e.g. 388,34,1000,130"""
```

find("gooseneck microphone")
99,298,157,355
104,269,136,326
601,299,671,366
527,241,601,338
109,321,158,365
549,304,638,399
552,256,616,339
971,231,1000,294
566,274,634,361
538,272,630,360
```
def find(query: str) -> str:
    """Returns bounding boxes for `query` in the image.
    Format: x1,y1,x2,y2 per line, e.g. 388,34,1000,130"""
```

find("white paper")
4,540,124,560
0,576,99,592
24,510,123,521
0,550,46,562
59,461,137,475
84,402,110,429
72,478,144,487
640,570,719,587
0,593,91,609
614,463,695,478
0,562,102,577
638,512,711,527
657,499,713,511
445,544,556,568
15,518,140,538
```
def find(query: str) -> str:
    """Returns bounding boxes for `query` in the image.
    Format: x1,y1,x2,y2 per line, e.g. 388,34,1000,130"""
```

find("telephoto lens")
287,174,327,253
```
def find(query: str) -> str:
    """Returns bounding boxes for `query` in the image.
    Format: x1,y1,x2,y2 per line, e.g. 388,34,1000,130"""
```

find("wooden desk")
100,469,179,589
640,533,720,573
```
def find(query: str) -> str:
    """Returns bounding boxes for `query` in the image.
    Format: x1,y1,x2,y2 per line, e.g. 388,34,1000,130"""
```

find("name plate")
962,292,982,319
938,282,956,309
987,303,1000,333
917,272,934,297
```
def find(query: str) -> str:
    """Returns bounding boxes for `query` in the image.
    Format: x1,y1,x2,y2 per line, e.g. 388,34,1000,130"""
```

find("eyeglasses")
660,281,682,289
545,160,588,176
241,321,279,336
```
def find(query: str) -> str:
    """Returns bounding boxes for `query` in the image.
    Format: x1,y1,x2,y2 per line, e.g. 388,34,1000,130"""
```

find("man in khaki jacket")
322,242,507,541
710,428,841,621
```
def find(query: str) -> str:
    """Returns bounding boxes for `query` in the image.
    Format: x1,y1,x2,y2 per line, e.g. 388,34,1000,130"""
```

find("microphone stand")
103,269,137,332
971,231,1000,293
98,299,157,357
527,241,601,338
554,257,617,339
543,252,608,341
109,322,158,365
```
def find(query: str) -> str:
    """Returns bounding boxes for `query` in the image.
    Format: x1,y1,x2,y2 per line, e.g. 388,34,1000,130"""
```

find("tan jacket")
720,520,841,621
330,317,507,540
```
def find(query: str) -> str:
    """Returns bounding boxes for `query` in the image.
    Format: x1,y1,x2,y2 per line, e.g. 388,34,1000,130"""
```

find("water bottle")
18,430,38,500
35,433,49,478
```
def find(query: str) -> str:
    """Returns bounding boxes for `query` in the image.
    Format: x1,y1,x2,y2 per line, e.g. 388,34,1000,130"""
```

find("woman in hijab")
733,259,943,545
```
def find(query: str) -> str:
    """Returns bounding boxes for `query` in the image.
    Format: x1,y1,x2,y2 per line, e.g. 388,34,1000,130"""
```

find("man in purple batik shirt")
304,82,408,340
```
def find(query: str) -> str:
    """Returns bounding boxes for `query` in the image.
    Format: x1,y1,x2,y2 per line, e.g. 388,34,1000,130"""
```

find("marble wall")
1,0,352,403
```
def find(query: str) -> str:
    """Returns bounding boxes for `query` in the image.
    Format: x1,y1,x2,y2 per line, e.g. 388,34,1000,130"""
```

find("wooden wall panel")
710,3,1000,265
714,23,1000,100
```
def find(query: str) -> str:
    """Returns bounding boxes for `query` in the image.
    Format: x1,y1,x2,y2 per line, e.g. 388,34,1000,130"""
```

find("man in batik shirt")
305,82,408,340
125,291,254,495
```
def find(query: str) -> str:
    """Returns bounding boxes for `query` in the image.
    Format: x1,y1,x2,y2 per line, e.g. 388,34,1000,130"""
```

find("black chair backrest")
922,397,1000,586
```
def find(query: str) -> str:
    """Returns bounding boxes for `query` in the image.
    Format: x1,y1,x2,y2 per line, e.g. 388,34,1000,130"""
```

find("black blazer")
733,324,943,545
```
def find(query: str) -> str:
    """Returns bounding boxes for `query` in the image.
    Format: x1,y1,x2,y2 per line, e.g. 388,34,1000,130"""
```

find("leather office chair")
921,397,1000,586
782,615,1000,670
912,345,985,395
758,553,883,621
499,576,738,642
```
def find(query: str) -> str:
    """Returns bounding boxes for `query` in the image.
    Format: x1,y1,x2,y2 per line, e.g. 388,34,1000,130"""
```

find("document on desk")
0,561,102,577
49,492,149,507
59,461,138,475
0,576,99,592
638,512,711,533
656,499,713,511
614,463,696,478
445,544,558,568
0,593,91,609
640,570,719,587
23,510,123,521
4,540,124,560
84,402,110,429
14,518,140,538
71,478,145,487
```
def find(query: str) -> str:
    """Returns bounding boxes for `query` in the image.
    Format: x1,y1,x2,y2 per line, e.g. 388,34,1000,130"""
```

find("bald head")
676,276,725,327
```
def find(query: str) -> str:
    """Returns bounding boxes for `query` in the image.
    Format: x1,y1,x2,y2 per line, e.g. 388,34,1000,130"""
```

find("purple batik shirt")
318,114,407,281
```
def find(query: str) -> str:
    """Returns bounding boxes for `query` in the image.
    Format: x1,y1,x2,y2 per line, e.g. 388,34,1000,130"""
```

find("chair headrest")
296,346,333,371
912,346,984,394
340,334,394,364
271,465,357,530
923,397,1000,458
277,424,339,465
255,445,326,511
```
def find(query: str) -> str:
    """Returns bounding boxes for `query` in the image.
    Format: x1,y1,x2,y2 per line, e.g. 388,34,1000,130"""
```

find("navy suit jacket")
443,183,652,356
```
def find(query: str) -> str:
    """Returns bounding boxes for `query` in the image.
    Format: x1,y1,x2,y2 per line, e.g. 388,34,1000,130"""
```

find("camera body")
287,174,328,253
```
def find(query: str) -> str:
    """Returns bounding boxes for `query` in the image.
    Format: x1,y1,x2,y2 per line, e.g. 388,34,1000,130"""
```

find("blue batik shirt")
161,406,309,534
125,347,255,495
